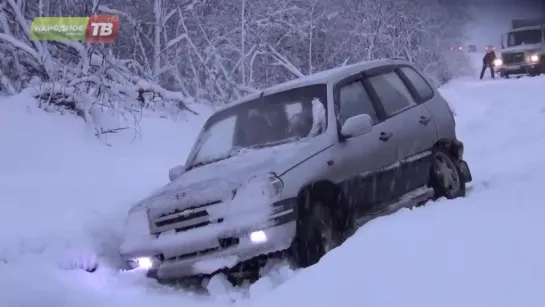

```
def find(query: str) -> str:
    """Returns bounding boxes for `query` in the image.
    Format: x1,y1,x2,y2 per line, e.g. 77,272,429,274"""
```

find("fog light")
134,257,153,269
250,230,267,243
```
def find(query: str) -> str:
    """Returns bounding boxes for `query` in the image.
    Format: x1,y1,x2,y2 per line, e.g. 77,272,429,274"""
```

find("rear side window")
400,67,434,101
338,80,378,124
368,72,416,116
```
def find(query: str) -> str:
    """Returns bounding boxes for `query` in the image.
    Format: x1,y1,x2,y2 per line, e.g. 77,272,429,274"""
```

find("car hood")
130,138,329,217
501,43,542,53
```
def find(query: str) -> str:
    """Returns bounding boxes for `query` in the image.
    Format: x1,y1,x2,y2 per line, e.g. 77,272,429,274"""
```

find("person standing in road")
480,50,496,79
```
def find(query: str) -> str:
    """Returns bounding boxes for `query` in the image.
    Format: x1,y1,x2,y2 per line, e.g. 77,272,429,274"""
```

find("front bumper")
149,221,295,280
498,63,540,75
120,206,296,280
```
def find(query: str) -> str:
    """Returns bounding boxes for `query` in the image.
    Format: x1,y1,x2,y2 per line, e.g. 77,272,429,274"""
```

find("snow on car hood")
130,137,329,216
500,43,542,53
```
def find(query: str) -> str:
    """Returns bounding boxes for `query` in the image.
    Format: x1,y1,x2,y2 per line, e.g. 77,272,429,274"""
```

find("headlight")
494,59,502,66
247,173,283,198
266,174,284,197
529,54,539,62
233,173,284,202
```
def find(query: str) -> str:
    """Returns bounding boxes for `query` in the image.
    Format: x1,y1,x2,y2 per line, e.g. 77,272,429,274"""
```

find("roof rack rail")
389,56,407,60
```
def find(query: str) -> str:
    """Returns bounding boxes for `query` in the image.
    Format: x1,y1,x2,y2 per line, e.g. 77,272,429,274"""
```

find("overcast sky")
467,0,544,47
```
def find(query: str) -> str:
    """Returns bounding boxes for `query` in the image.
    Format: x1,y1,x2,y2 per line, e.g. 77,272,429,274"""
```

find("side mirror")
168,165,186,181
340,114,373,138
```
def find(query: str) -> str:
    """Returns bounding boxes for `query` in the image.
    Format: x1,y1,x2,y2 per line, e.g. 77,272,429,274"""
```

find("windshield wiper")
246,137,301,150
187,158,222,170
186,147,244,171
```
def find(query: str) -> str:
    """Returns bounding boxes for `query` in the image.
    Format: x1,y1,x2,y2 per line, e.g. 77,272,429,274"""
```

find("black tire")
429,149,466,200
540,56,545,74
290,186,353,268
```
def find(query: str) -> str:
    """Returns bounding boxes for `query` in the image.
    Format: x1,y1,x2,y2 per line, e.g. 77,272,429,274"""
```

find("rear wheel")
429,149,466,199
291,185,353,267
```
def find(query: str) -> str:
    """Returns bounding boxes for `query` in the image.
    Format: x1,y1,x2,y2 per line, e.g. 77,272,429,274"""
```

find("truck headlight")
494,59,502,66
529,54,539,62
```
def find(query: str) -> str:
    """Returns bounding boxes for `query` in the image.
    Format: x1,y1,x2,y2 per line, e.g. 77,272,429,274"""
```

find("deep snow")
1,67,545,306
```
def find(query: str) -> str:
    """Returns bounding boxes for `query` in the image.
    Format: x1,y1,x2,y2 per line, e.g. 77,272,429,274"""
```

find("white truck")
495,18,545,78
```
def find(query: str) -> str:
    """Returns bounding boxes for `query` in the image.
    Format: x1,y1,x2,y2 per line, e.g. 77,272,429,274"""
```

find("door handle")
379,132,393,141
419,115,431,125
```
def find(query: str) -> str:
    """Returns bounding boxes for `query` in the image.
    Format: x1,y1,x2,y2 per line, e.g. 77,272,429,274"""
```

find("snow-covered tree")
0,0,471,128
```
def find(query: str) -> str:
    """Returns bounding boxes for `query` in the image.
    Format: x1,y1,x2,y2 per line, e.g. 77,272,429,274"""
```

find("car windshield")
187,84,328,169
507,29,542,47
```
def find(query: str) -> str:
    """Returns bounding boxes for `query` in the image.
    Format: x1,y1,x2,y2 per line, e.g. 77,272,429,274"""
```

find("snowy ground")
2,67,545,306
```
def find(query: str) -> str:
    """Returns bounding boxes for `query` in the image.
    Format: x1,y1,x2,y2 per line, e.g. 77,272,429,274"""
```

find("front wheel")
291,188,353,268
429,149,466,199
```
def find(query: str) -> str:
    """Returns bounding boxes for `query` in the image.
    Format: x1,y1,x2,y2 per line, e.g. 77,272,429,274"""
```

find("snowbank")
0,92,213,304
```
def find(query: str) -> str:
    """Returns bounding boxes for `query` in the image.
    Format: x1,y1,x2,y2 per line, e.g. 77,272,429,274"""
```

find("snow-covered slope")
0,94,215,305
1,75,545,306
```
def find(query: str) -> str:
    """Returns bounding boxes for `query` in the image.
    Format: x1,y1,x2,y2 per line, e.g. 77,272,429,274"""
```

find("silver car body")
120,58,460,280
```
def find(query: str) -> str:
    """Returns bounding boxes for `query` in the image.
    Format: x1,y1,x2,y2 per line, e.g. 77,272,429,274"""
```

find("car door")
329,74,399,214
396,66,443,191
365,66,438,195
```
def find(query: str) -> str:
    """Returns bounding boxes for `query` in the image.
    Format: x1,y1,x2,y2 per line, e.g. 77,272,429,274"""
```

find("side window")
368,72,416,116
338,80,378,125
508,33,515,46
400,67,434,101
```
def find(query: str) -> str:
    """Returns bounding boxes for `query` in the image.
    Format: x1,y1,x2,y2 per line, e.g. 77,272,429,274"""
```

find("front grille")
502,52,524,65
174,218,223,233
155,210,208,227
151,200,222,234
164,246,220,261
162,237,240,261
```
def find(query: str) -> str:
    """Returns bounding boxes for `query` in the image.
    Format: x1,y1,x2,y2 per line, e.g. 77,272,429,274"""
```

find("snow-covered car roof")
220,58,401,112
